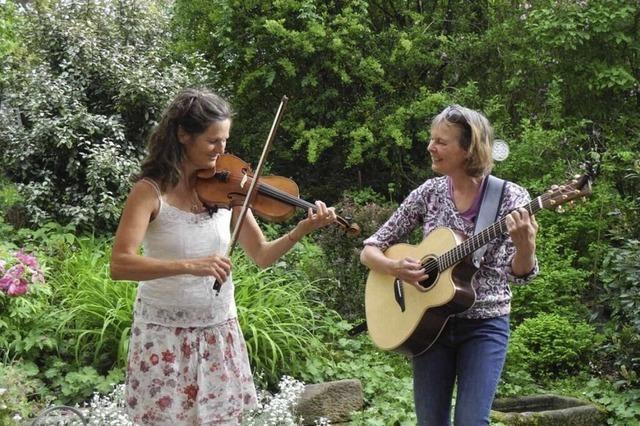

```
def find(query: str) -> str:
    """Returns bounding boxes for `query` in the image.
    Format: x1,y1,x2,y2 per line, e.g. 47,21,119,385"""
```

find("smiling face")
179,119,231,171
427,122,468,177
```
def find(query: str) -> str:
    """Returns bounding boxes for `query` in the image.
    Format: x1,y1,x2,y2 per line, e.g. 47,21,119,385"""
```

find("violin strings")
211,174,317,210
208,173,352,229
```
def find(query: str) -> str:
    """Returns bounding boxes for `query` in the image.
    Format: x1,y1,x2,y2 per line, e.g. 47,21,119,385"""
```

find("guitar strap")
471,175,506,268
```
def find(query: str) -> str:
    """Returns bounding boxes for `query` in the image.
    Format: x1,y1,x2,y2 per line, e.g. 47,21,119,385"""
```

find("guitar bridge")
394,278,405,312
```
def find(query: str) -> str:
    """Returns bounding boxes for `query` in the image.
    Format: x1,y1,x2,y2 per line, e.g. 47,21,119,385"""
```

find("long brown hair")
137,88,232,191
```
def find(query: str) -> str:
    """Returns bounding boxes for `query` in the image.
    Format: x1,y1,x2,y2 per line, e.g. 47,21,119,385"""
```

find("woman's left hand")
296,201,337,237
505,207,539,254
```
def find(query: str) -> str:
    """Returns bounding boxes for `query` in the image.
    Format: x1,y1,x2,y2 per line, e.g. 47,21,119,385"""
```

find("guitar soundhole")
418,257,439,290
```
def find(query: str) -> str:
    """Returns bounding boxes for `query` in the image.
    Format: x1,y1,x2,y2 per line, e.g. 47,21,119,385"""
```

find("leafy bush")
582,377,640,426
507,313,599,379
510,222,590,325
496,365,539,398
302,328,415,425
593,238,640,387
0,0,217,231
599,238,640,333
312,190,398,321
42,360,125,406
0,361,51,424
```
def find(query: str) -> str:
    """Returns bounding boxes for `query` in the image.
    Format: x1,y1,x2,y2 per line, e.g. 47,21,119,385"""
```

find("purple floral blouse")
363,176,539,319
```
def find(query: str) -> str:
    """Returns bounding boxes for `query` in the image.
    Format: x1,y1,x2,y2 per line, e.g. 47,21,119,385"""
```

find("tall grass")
47,236,136,370
45,233,339,386
233,251,340,387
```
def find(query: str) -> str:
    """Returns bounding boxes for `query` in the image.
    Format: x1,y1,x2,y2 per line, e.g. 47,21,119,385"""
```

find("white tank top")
133,179,237,327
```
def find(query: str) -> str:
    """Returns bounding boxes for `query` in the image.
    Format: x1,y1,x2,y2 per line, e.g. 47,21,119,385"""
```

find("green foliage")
0,177,22,211
510,211,591,325
0,362,49,424
171,0,452,200
599,238,640,332
302,326,416,425
0,0,217,232
0,1,20,85
169,0,640,210
547,374,640,426
312,191,397,321
496,366,539,399
42,359,124,405
48,236,136,370
596,237,640,387
0,363,43,425
582,377,640,425
507,313,599,380
233,250,339,388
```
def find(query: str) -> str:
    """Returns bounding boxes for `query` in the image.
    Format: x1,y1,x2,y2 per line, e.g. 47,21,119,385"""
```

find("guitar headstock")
541,173,593,212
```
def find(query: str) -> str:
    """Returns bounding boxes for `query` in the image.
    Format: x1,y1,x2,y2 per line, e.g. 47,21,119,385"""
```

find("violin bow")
213,95,289,295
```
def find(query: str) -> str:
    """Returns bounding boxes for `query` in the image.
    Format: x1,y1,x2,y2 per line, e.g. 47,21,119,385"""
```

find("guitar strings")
418,189,564,276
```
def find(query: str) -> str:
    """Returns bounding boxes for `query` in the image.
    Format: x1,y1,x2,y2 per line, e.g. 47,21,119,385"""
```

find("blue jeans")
412,315,510,426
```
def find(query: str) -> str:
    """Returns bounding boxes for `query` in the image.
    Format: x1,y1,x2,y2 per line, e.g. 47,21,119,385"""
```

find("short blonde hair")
431,105,494,177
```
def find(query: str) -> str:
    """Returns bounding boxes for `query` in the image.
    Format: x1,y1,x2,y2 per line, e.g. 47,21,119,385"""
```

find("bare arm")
110,181,231,282
236,201,336,268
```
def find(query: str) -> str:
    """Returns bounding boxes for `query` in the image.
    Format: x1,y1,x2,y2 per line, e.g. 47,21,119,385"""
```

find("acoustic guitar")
364,174,593,357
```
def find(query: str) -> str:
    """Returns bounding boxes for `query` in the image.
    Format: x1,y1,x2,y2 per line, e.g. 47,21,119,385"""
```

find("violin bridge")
240,174,248,188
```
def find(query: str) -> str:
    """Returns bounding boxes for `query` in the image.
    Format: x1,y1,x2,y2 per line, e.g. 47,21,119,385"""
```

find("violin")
195,154,360,236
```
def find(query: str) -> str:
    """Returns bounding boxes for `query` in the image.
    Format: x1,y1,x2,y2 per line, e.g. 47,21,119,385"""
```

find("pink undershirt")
447,175,488,224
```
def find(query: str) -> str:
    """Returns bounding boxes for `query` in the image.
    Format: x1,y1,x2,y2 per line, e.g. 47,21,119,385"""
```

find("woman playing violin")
110,87,337,425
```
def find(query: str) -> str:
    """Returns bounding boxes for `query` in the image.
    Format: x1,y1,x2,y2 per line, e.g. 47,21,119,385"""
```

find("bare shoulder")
124,179,162,220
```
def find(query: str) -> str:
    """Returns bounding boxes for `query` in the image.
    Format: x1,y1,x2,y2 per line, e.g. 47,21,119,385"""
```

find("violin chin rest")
197,168,217,179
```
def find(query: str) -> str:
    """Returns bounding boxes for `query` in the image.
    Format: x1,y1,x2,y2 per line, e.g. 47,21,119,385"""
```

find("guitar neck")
439,196,543,270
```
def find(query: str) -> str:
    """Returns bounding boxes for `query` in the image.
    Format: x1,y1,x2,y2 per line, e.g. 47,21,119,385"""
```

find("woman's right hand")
188,255,232,283
391,257,430,292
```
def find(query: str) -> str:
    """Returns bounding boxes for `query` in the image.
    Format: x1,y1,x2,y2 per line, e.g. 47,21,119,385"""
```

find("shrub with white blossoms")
47,384,135,426
35,377,329,425
244,376,330,426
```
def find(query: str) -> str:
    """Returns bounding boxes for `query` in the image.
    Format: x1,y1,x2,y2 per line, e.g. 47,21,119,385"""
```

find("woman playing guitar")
360,105,539,426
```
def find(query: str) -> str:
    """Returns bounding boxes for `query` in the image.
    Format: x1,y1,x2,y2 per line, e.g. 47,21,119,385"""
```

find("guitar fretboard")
437,196,544,270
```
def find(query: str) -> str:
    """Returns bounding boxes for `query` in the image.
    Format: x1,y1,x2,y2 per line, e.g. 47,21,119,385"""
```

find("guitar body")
364,227,477,357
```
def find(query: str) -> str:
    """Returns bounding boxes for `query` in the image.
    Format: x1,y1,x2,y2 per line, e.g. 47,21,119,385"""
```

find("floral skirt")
125,318,258,425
